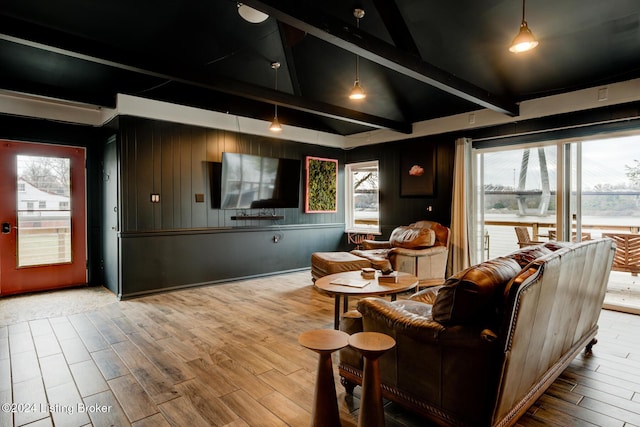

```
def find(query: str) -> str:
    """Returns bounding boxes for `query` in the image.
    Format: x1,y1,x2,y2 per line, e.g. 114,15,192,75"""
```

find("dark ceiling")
1,0,639,136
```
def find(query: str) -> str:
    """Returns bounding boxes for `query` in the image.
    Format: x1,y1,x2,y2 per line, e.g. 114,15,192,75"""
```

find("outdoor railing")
485,220,639,276
17,226,71,266
485,220,639,240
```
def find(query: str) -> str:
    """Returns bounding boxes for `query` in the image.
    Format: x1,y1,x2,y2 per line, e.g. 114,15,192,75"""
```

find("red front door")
0,141,87,296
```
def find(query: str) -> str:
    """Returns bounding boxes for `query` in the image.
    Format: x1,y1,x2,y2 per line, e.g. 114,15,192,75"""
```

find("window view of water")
479,135,639,258
479,135,639,310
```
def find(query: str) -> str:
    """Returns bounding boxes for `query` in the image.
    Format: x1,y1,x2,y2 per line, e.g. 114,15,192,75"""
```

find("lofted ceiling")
1,0,639,136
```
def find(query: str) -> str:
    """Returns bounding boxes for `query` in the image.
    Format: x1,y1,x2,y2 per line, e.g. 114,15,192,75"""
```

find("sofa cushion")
433,257,522,325
544,240,572,251
505,241,572,268
409,285,443,305
389,226,436,249
412,221,449,247
506,245,553,268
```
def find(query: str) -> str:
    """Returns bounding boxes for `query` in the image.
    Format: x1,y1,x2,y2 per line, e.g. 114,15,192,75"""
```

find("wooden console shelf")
230,215,284,220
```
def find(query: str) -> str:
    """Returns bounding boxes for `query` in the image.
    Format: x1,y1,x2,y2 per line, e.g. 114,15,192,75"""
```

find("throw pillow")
432,257,522,325
389,226,436,249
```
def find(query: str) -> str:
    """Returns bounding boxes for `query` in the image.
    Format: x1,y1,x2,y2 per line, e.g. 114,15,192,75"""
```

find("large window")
473,133,640,312
476,134,639,260
345,161,379,232
479,145,557,258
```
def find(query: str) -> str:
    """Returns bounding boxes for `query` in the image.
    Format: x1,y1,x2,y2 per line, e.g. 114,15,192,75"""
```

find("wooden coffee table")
314,270,419,329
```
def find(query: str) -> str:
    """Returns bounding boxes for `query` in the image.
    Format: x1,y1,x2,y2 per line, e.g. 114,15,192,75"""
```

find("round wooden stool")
348,332,396,427
298,329,350,427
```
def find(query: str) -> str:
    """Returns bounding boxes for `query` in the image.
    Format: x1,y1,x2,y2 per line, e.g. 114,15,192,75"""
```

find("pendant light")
509,0,538,53
348,8,366,100
269,62,282,132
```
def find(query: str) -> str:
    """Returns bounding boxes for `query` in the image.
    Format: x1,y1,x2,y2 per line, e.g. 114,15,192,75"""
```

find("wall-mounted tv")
218,152,301,209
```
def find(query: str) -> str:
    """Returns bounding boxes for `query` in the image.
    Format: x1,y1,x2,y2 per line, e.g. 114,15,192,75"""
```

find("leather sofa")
351,220,450,282
339,238,615,427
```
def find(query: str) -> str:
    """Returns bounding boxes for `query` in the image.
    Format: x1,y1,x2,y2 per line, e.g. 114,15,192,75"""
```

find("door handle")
2,222,10,234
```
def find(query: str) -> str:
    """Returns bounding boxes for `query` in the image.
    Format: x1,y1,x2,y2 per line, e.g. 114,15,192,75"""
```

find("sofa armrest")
355,297,502,426
357,298,493,347
388,245,447,257
361,239,392,250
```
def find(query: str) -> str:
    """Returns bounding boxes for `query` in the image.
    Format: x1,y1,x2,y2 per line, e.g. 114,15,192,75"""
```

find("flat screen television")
218,152,301,209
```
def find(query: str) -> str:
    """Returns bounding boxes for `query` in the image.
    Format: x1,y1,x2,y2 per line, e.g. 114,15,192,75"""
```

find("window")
38,200,46,209
475,133,639,260
345,161,379,232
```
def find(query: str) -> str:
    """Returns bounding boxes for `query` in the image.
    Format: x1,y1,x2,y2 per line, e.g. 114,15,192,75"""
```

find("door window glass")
16,155,71,267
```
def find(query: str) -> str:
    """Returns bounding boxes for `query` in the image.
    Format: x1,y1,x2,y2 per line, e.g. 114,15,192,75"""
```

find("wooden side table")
298,329,350,427
314,271,419,329
348,332,396,427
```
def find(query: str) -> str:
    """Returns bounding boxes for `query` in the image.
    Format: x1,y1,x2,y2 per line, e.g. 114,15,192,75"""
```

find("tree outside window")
345,161,379,232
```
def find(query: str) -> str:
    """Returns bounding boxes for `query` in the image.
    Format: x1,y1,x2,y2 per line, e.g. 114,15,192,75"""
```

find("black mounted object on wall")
215,153,302,210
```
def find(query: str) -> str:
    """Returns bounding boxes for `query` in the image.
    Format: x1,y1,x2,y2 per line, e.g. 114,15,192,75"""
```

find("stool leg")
358,353,385,427
311,351,341,427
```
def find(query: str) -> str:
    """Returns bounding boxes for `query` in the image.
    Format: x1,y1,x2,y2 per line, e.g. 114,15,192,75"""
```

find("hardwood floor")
1,270,640,426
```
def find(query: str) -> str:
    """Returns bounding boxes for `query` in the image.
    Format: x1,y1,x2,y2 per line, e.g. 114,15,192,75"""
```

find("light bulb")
509,21,538,53
349,80,366,100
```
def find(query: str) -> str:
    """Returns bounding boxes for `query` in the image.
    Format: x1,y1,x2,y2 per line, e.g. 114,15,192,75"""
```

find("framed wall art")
400,146,436,197
305,156,338,213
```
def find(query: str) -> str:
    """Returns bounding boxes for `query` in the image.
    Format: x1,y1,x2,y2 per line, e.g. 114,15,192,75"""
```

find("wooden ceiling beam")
243,0,519,117
0,16,412,133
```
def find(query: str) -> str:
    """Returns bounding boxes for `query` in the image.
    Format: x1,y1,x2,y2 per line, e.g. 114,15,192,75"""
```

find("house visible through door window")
345,161,379,233
17,155,71,267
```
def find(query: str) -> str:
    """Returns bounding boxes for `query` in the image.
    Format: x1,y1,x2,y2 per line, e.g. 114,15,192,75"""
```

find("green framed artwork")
305,156,338,213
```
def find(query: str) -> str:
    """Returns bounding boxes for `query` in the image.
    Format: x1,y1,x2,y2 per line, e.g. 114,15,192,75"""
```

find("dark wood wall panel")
119,224,345,297
119,116,345,232
116,117,348,295
160,126,174,229
346,135,455,239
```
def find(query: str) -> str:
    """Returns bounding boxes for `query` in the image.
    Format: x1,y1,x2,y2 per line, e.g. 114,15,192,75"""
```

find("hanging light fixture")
269,62,282,132
349,8,366,100
509,0,539,53
237,3,269,24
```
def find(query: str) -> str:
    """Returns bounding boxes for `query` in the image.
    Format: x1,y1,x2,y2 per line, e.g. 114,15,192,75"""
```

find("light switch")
150,193,160,203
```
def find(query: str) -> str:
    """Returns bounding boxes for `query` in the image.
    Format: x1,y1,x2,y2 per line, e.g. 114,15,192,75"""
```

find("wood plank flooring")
1,270,639,426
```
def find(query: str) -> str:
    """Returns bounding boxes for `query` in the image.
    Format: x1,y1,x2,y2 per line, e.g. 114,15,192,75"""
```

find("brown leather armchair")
351,221,450,282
